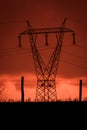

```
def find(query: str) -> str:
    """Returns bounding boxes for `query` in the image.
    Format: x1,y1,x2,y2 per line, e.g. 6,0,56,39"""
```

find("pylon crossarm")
19,27,74,35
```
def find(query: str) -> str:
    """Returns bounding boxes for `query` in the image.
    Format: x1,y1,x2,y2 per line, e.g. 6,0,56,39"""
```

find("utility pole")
79,80,82,101
21,76,24,102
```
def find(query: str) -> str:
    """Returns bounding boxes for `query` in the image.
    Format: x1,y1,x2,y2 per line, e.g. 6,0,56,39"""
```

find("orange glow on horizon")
0,74,87,102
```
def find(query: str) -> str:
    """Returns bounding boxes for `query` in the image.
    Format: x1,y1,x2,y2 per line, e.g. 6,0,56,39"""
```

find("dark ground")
0,101,87,114
0,102,87,127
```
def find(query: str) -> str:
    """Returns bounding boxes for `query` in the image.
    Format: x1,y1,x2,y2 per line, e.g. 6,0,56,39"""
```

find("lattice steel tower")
18,18,75,102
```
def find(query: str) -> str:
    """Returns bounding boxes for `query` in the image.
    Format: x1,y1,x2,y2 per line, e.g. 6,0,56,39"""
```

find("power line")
0,47,32,56
49,44,87,51
0,43,87,55
0,46,47,56
60,60,87,70
75,44,87,51
48,46,87,62
0,21,25,24
0,50,29,56
62,50,87,61
0,45,48,53
0,47,18,52
0,45,87,70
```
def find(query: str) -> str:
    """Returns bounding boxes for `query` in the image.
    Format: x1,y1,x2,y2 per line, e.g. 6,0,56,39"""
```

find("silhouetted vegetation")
0,97,31,102
0,97,85,102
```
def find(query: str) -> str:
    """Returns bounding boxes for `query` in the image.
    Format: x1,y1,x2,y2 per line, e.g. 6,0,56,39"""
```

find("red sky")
0,0,87,101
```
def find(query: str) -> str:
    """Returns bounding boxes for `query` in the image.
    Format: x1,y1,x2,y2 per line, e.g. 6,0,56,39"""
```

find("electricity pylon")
18,18,75,102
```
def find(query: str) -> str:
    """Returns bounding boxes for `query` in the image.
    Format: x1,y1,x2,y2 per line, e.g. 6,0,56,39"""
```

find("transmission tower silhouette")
18,18,75,102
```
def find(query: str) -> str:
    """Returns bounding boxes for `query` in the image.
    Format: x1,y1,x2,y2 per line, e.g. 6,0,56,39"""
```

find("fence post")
21,76,24,102
79,80,82,101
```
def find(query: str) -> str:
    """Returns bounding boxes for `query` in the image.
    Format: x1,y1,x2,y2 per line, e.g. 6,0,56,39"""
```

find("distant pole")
79,80,82,101
21,76,24,102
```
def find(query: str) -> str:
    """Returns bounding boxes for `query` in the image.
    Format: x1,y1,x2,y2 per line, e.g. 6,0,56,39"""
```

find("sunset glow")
0,0,87,102
0,74,87,101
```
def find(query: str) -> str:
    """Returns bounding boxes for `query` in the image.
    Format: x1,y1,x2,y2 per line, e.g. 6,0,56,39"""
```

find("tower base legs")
35,80,57,102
